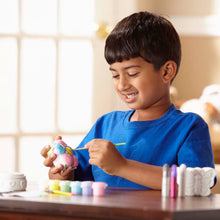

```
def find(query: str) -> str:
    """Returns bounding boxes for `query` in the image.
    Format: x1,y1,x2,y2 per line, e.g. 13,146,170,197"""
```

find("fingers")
89,158,99,166
87,144,99,159
49,166,74,180
86,139,104,152
86,140,105,166
61,166,74,177
50,164,64,174
40,145,51,158
41,135,62,159
43,153,57,167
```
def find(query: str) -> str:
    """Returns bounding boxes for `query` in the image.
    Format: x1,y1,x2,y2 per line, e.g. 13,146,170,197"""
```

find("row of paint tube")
162,164,216,197
48,180,108,197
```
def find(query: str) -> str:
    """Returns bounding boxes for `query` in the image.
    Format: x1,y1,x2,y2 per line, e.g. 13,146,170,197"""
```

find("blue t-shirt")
74,104,215,188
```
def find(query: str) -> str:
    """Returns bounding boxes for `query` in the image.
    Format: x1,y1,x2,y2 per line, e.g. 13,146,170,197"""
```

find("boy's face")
109,57,169,111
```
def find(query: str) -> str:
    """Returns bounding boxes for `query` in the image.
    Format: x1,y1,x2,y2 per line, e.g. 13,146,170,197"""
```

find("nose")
117,75,130,91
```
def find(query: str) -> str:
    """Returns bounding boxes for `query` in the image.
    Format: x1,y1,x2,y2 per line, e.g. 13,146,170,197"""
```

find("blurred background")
0,0,220,181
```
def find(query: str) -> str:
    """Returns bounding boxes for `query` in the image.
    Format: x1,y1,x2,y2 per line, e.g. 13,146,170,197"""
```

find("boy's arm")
116,159,163,190
86,139,163,190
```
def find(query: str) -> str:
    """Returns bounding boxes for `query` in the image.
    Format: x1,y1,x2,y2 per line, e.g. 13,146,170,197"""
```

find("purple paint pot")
81,181,93,196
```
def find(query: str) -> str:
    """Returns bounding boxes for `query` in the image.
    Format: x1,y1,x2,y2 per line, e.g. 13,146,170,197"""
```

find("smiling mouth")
125,93,137,98
123,92,138,102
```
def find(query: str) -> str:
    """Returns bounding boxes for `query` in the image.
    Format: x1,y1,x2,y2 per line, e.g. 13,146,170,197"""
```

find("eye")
128,72,139,77
112,74,119,79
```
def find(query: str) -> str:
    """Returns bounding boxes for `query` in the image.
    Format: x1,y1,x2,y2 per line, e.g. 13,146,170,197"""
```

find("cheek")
113,82,117,91
113,81,120,93
137,82,159,99
135,81,149,93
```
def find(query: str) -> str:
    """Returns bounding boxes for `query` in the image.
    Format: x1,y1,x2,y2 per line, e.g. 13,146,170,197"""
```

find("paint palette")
48,180,108,197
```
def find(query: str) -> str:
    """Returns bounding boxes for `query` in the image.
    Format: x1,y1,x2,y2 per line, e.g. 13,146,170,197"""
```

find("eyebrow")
109,65,141,71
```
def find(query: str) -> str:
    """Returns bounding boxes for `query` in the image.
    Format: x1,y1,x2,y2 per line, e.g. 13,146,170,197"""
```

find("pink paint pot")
92,182,107,197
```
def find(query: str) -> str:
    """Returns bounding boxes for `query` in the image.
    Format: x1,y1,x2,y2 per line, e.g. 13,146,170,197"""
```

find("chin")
126,103,138,110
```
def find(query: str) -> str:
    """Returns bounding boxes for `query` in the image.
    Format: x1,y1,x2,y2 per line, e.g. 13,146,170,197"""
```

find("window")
0,0,94,181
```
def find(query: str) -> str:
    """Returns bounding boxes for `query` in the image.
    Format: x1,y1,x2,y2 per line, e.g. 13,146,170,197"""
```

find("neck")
130,102,172,122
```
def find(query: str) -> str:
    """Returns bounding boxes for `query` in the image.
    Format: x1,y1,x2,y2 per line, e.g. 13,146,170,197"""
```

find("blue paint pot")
70,181,82,195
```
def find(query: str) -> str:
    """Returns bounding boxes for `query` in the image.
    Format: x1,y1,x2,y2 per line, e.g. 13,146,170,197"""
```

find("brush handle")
74,143,126,151
114,143,126,146
74,147,87,151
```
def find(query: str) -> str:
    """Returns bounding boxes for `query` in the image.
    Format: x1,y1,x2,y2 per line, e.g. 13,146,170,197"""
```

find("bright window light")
0,38,17,133
22,0,57,35
58,40,93,132
59,0,95,36
19,136,51,181
20,39,56,132
0,138,15,172
0,0,95,175
0,0,18,33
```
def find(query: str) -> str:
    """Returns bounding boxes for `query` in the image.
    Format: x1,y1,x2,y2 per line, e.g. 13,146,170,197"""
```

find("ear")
160,61,177,83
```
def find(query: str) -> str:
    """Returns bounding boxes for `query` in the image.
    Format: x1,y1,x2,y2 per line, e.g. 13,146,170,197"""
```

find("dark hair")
105,11,181,78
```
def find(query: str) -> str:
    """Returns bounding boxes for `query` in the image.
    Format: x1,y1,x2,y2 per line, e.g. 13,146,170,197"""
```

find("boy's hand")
40,136,74,180
85,139,126,176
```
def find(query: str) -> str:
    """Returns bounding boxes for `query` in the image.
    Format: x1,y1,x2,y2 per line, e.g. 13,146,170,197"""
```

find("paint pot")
48,180,60,190
59,180,71,192
0,172,27,191
70,181,82,195
92,182,107,196
81,181,93,196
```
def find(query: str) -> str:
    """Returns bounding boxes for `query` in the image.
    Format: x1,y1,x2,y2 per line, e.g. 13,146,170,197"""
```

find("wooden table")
0,188,220,220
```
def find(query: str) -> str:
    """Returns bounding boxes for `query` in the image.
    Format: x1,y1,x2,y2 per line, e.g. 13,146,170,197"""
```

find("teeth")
126,93,136,98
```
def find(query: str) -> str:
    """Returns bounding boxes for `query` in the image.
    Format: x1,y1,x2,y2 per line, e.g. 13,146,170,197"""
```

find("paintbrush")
74,142,126,151
45,189,77,196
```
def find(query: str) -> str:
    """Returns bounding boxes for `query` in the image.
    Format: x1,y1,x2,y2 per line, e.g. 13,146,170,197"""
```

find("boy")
41,11,215,190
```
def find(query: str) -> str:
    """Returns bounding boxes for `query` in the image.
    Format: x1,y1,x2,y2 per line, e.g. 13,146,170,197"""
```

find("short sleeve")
178,117,215,168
